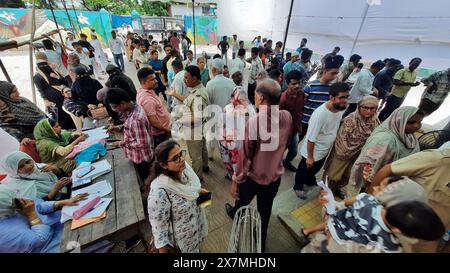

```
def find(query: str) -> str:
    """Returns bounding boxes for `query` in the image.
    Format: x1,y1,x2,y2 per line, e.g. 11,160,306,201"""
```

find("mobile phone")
196,191,212,206
76,166,95,178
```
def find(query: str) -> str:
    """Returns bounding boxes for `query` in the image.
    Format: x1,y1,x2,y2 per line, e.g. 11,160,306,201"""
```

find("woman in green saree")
34,118,87,174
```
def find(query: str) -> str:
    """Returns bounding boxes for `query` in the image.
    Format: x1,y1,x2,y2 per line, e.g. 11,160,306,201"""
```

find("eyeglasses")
168,150,186,163
360,106,377,111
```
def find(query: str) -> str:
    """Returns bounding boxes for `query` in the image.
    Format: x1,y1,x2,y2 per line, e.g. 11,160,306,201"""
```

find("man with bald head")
205,58,236,158
225,79,293,252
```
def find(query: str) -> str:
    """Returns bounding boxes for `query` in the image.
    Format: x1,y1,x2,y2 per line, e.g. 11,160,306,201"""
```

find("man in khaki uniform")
370,144,450,252
166,65,209,181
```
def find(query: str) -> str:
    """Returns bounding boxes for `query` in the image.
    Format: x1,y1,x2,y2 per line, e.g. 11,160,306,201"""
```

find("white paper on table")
317,180,336,215
72,180,112,198
60,197,112,223
36,163,47,169
83,127,109,142
71,177,92,189
71,160,112,185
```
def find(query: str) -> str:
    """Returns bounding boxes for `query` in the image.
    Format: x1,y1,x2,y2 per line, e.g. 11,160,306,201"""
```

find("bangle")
30,218,42,226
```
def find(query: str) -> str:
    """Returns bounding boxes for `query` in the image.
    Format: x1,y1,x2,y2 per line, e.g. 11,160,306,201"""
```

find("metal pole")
29,0,37,103
62,0,76,34
47,0,65,45
0,58,12,83
349,3,370,57
192,0,196,57
70,0,82,33
280,0,295,69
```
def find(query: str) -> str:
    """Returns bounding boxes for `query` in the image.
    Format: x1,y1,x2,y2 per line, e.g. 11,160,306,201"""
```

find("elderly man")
225,79,293,252
205,58,236,159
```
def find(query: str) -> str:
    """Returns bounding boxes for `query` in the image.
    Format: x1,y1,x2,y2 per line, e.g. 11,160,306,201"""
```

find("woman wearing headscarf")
323,96,380,197
33,52,75,130
344,106,424,198
0,81,46,144
147,140,208,253
70,65,103,106
34,118,87,174
0,183,87,253
218,87,256,180
0,151,70,200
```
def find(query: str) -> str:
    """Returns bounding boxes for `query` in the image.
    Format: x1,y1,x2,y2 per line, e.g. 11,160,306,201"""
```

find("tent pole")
349,3,370,58
70,0,82,34
192,0,197,57
47,0,65,45
29,0,37,104
0,58,12,83
62,0,76,34
280,0,295,69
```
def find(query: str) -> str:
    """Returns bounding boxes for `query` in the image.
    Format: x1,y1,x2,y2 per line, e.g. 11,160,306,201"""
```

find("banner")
0,8,112,47
184,15,218,45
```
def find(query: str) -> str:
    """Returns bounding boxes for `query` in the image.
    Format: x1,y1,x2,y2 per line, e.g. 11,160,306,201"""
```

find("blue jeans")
284,133,299,163
379,95,404,121
113,53,125,71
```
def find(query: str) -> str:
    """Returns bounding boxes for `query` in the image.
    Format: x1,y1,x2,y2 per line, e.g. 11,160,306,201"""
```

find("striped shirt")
119,104,154,164
301,80,331,124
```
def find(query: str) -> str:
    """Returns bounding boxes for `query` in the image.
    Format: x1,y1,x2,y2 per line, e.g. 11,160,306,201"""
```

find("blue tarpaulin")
111,14,132,28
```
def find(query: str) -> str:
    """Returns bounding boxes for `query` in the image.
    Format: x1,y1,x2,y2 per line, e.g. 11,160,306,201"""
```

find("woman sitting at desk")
0,184,87,253
147,140,208,253
34,118,87,174
1,151,72,201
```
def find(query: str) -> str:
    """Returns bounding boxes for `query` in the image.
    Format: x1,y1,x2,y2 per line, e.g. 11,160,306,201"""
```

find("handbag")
148,189,181,253
88,106,109,120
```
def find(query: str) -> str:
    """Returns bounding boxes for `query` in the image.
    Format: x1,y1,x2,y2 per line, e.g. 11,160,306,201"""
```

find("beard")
333,103,347,111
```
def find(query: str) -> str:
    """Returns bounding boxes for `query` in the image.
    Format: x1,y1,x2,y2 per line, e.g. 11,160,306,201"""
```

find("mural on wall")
0,8,112,47
184,15,218,45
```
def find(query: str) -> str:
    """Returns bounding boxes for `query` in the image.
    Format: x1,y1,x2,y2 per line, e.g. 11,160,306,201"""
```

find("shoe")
295,190,307,199
125,235,142,252
298,228,311,246
225,203,234,219
203,166,210,173
283,160,298,172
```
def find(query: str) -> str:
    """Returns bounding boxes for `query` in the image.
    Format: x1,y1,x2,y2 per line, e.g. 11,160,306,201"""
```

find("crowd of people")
0,27,449,254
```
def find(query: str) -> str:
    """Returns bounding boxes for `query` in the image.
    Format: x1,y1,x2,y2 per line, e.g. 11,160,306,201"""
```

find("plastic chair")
62,106,84,133
418,130,450,150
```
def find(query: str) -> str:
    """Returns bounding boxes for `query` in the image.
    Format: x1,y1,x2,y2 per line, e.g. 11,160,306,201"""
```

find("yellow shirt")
390,68,417,98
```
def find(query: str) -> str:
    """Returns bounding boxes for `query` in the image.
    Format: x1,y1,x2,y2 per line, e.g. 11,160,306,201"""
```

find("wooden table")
60,148,147,252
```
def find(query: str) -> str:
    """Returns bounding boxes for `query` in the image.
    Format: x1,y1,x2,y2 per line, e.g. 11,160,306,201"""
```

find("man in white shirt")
183,50,195,67
65,32,75,52
294,82,350,199
72,42,92,69
232,48,246,75
133,43,150,69
42,39,69,77
169,59,187,109
231,34,239,60
108,30,125,71
247,47,264,104
205,58,236,159
253,35,263,48
343,60,384,118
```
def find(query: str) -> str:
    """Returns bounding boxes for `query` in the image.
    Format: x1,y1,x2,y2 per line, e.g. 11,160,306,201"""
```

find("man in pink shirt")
225,79,293,252
170,32,181,53
136,67,171,147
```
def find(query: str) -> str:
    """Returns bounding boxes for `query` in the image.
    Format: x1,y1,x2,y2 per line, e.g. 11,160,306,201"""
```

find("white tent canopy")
217,0,450,70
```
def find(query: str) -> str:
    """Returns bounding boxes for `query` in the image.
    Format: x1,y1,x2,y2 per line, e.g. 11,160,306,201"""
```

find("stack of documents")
83,127,109,142
61,180,113,224
71,160,112,188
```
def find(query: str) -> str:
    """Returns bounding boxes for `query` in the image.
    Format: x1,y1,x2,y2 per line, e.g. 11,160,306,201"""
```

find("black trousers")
294,156,326,191
134,161,151,186
248,82,257,105
230,178,281,252
153,133,170,148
